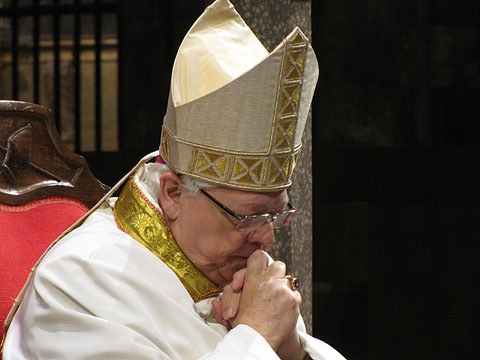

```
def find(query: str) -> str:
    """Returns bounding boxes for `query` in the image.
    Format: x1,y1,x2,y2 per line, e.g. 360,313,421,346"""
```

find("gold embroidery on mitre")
266,155,291,185
291,151,301,173
192,149,232,180
181,147,300,190
160,30,310,191
113,178,220,302
272,30,308,153
160,126,172,165
237,157,264,183
160,135,167,160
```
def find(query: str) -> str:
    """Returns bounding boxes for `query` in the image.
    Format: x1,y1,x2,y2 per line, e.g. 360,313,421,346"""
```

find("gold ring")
284,275,300,291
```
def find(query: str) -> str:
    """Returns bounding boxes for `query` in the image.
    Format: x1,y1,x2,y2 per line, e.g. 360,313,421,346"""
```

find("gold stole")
113,178,220,302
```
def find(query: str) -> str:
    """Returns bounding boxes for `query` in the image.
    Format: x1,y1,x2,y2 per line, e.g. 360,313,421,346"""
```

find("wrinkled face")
171,186,289,286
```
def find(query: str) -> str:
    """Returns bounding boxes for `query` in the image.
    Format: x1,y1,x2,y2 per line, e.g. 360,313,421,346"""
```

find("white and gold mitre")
160,0,319,191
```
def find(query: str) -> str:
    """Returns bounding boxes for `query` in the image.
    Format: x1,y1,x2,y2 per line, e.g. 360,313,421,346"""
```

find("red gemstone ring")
284,275,300,291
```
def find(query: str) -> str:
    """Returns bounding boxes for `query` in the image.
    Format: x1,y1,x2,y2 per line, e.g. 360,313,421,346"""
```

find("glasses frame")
199,188,298,230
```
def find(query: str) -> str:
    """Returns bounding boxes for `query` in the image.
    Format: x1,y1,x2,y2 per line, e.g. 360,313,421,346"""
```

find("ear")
159,172,183,221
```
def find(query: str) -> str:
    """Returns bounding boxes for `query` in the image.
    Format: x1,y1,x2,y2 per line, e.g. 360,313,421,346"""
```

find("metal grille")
0,0,118,152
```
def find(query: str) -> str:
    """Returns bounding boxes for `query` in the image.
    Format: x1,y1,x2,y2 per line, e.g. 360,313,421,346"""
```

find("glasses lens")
272,209,298,228
236,209,298,231
236,215,267,231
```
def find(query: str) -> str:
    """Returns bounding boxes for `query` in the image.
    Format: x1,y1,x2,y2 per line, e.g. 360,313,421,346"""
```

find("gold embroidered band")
113,178,220,302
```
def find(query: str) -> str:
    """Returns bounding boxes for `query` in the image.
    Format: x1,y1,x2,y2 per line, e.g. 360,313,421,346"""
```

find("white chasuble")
3,164,345,360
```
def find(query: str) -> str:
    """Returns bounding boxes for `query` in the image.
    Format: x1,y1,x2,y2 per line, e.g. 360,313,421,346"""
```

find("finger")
264,260,286,278
291,291,303,315
212,298,231,329
231,268,246,292
294,290,302,303
221,284,242,319
212,297,223,323
245,249,269,276
223,306,236,320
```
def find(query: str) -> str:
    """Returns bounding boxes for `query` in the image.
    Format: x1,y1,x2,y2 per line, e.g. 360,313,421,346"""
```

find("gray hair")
180,174,216,195
152,161,216,196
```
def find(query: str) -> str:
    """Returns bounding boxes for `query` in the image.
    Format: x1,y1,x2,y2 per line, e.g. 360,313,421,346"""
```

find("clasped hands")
212,250,306,360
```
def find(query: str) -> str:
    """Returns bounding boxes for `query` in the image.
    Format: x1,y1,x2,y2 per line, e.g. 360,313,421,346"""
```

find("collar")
113,177,220,302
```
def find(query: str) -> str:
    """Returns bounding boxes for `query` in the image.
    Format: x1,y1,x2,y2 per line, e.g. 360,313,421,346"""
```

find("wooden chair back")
0,100,109,344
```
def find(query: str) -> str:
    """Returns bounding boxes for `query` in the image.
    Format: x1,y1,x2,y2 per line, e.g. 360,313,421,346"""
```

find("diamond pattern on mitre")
231,157,264,185
266,155,291,185
194,151,231,180
274,115,297,150
272,31,308,153
285,32,307,78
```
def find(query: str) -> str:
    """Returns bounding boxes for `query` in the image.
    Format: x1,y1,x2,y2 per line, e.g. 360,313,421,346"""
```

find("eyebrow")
243,199,289,215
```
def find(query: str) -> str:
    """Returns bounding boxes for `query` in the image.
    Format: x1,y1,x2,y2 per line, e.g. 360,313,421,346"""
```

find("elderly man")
2,0,346,359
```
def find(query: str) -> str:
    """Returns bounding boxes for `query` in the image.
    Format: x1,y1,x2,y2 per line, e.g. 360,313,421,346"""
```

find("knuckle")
270,260,286,272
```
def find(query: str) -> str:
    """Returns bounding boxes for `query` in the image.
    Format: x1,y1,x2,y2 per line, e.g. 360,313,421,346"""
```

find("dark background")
95,1,479,359
311,1,480,360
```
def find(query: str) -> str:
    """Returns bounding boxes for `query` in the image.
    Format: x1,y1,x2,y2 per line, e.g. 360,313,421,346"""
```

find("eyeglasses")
200,189,298,231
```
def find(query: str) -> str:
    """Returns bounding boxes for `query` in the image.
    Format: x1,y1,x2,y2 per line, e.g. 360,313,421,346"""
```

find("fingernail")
224,307,235,319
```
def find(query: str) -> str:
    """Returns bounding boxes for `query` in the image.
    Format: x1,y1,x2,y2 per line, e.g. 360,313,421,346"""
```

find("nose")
247,222,275,250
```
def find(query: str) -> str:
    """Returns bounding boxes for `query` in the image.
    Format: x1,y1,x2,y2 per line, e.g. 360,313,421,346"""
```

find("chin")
230,256,248,269
215,259,247,285
229,259,248,275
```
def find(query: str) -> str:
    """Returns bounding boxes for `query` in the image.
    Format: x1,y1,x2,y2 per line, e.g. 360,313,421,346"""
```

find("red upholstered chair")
0,100,109,345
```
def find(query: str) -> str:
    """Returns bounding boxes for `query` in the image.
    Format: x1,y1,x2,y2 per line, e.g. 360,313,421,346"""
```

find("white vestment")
3,164,345,360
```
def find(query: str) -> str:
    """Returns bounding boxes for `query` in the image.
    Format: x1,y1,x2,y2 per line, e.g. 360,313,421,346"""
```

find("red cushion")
0,197,88,339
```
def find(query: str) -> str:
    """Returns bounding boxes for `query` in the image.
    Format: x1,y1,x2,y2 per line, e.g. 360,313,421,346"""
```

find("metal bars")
0,0,118,152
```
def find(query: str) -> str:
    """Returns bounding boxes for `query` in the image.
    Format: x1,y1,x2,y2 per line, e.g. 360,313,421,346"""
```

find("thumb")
245,250,269,276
